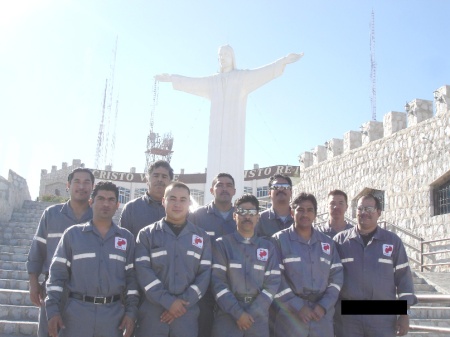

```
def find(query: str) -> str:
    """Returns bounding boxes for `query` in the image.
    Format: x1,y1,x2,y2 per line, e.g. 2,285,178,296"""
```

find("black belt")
235,294,257,303
69,292,121,304
300,293,323,302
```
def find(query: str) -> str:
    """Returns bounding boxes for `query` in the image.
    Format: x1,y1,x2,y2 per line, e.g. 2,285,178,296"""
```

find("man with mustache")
210,194,280,337
333,194,417,337
272,192,343,337
119,160,173,237
316,190,353,239
255,174,294,238
189,172,237,337
254,174,294,336
46,181,138,337
27,167,94,337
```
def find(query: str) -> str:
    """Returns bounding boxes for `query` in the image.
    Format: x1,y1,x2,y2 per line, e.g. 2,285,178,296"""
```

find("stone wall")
297,85,450,271
0,170,31,223
39,159,84,198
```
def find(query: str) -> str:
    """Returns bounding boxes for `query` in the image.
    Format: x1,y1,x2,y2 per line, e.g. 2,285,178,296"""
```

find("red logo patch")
321,242,331,255
383,244,393,257
257,248,268,261
115,237,127,250
192,235,203,249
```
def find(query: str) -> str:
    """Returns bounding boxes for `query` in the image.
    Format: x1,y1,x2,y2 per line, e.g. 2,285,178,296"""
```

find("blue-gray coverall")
255,207,293,239
211,232,280,337
134,219,212,337
314,222,353,239
189,201,236,337
119,193,165,237
272,226,343,337
27,202,92,337
334,226,418,337
45,221,138,337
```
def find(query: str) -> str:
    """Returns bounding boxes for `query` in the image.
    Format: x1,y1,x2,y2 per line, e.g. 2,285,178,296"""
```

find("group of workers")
27,160,417,337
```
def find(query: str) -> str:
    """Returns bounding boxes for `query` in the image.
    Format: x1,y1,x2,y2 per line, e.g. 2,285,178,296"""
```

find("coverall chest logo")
115,237,127,250
321,242,331,255
192,235,203,249
257,248,268,261
383,244,394,257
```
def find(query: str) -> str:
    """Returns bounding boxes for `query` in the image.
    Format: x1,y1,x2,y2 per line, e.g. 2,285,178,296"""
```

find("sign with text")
91,165,300,183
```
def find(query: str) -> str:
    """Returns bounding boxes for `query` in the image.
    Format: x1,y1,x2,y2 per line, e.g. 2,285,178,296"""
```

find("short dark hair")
165,182,190,197
234,194,259,211
291,192,317,214
328,189,348,204
358,193,382,211
268,174,292,188
91,181,118,200
212,173,235,187
148,160,174,180
68,168,95,185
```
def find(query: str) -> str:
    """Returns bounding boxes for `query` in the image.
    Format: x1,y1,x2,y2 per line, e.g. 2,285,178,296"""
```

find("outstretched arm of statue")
155,73,172,82
284,52,304,64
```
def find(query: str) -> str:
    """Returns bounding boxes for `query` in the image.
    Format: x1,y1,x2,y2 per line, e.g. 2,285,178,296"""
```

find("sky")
1,0,449,199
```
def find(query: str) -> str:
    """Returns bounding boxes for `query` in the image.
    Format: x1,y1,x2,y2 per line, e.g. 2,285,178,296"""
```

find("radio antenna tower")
370,9,377,121
95,37,119,169
144,79,174,171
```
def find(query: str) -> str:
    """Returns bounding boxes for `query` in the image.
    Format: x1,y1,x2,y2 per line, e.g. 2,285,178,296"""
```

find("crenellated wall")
296,85,450,270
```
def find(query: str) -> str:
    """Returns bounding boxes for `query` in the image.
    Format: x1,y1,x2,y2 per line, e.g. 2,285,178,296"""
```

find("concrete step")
0,228,35,236
0,263,26,272
0,234,34,242
0,320,37,336
0,279,29,291
0,290,32,306
0,305,38,321
0,240,31,248
411,319,450,328
0,254,27,263
411,306,450,319
0,246,28,255
0,271,29,282
415,283,439,292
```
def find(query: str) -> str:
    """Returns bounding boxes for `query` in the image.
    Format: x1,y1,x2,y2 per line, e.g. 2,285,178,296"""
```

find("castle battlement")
299,85,450,169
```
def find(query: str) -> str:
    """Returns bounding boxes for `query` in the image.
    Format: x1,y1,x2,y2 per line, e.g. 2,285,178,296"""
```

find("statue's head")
218,45,236,73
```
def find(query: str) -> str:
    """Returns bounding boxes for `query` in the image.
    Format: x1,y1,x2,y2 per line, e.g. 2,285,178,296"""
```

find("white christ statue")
156,45,303,203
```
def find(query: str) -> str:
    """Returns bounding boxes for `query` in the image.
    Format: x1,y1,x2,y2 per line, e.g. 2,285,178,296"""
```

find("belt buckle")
94,296,106,304
244,296,252,303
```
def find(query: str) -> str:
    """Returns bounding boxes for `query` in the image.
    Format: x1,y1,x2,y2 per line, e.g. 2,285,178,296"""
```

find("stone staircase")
407,271,450,336
0,200,53,337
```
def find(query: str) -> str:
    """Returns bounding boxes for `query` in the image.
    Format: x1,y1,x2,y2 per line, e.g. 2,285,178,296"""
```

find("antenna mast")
95,37,119,169
145,79,174,171
370,9,377,121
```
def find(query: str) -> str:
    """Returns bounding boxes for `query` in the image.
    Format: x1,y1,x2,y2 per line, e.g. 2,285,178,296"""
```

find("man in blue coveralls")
211,194,280,337
27,167,94,337
189,172,237,337
134,182,212,337
46,181,138,337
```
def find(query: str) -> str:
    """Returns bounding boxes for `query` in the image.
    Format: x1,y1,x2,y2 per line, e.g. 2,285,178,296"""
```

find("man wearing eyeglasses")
333,194,417,337
211,194,280,337
272,192,343,337
316,190,353,239
189,172,237,337
255,174,294,238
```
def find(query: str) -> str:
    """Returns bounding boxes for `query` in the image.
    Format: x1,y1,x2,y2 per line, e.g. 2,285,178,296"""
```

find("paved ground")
416,272,450,294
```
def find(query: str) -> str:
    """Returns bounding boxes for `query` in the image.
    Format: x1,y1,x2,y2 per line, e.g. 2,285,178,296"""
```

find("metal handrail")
420,237,450,272
409,294,450,333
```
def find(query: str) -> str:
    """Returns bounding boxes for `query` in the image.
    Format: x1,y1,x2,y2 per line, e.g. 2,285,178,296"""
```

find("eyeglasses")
235,207,259,216
270,184,292,191
357,206,377,213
